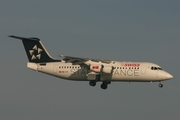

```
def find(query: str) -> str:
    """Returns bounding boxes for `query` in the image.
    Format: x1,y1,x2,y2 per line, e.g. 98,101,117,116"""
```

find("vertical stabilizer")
9,35,60,63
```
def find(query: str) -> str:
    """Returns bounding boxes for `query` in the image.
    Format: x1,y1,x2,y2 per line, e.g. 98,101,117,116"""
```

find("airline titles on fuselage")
59,63,140,77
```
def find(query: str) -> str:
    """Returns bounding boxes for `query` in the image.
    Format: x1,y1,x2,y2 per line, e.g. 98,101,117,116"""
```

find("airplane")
9,35,173,89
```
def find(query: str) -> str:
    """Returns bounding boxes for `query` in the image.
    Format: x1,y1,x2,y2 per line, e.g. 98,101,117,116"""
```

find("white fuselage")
27,61,172,82
9,35,173,89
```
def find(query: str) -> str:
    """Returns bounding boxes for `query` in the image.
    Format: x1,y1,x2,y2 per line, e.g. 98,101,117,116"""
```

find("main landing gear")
89,74,111,90
89,80,96,86
158,81,163,88
100,81,111,90
89,74,100,87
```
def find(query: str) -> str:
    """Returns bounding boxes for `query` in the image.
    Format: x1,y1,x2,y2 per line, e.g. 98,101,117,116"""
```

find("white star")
33,45,37,50
29,45,43,60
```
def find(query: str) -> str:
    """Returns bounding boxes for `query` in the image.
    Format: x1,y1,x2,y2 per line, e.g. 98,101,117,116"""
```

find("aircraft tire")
158,84,163,88
89,81,96,86
101,83,107,89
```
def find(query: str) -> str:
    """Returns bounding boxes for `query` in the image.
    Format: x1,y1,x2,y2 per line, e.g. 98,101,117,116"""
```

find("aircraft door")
141,66,146,74
156,70,159,79
53,64,58,73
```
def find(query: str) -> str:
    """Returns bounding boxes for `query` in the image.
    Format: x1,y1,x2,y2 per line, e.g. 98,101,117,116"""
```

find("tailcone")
27,62,37,71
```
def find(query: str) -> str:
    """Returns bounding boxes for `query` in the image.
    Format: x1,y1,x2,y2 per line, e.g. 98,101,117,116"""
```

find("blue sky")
0,1,180,120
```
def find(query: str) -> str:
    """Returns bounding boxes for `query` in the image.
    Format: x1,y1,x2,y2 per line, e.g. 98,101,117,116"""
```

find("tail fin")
9,35,60,63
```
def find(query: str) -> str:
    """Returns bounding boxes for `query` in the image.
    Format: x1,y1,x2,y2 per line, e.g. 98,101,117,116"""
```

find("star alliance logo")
29,45,43,60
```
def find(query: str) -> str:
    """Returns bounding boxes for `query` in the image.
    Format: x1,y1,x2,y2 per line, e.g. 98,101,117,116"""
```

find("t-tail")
9,35,60,63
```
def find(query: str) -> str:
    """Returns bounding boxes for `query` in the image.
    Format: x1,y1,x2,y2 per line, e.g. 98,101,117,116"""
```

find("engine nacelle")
102,65,112,74
90,65,102,72
90,65,113,74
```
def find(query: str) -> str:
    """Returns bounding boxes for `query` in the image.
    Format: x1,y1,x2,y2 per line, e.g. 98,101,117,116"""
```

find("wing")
61,55,89,65
61,55,112,65
61,55,113,74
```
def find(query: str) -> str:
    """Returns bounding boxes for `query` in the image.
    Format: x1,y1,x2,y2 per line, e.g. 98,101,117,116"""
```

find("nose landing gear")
158,81,163,88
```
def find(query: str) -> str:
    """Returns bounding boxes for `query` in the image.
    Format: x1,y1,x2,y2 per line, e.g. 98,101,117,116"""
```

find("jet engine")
90,65,102,72
102,65,113,74
90,65,113,74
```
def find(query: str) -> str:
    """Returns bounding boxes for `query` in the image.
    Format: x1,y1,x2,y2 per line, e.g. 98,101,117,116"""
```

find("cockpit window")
151,67,162,70
158,68,162,70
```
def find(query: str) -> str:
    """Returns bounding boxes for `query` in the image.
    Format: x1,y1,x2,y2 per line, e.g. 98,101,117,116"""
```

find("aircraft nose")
166,73,173,79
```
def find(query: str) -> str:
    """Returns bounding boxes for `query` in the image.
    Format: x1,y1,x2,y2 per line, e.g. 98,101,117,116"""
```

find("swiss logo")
29,45,43,60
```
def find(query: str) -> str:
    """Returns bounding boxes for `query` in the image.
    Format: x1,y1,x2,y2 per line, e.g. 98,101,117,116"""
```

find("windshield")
151,67,162,70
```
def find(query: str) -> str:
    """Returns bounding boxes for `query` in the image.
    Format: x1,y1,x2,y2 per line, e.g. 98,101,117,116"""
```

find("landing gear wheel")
89,81,96,86
158,84,163,88
100,83,108,90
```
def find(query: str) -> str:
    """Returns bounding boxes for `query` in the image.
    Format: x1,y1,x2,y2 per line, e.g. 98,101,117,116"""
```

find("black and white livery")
9,35,173,89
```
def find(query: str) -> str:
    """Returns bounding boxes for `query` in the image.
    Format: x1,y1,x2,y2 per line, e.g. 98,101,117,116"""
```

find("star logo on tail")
29,45,43,60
